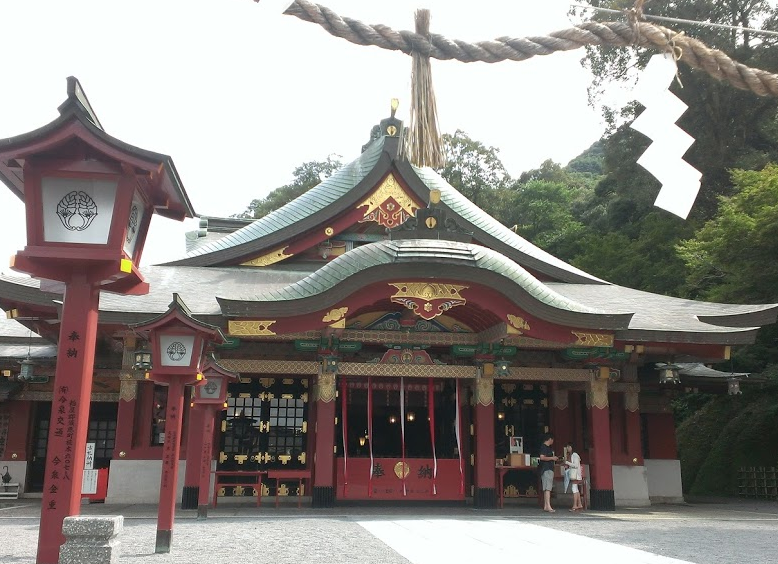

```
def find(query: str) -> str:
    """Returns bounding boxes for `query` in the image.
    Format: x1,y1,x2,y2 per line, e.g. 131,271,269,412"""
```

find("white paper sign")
84,442,95,470
81,469,98,495
41,177,117,244
630,53,702,219
159,335,196,367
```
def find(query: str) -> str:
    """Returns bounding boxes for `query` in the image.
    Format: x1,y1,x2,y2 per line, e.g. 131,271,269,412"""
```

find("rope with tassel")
276,0,778,98
256,0,778,168
403,9,444,169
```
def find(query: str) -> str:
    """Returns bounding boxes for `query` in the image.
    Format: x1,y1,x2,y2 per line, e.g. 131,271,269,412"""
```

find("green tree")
678,164,778,303
438,130,511,212
234,155,342,219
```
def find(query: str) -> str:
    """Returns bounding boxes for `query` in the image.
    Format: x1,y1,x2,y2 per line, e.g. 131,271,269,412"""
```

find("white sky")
0,0,613,270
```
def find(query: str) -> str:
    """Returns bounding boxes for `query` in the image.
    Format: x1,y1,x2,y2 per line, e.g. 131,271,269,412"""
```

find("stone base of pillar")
312,486,335,508
60,515,123,564
155,529,172,554
590,488,616,511
181,486,198,510
473,487,497,509
197,504,209,520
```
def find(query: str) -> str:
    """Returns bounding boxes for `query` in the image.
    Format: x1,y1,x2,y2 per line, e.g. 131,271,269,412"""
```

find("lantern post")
131,294,225,553
0,77,194,564
182,355,237,518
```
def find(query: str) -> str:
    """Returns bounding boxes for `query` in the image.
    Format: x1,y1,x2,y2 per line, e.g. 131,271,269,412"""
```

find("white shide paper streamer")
631,53,702,219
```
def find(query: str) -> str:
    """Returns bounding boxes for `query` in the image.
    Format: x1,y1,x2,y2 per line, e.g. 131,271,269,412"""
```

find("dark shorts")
541,470,554,491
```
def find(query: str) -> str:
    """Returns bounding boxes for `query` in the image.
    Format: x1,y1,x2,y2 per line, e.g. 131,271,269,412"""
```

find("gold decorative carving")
278,454,291,465
552,388,569,410
260,378,275,388
219,359,319,375
241,247,293,267
228,320,277,336
475,377,494,406
219,452,228,464
234,454,248,465
15,391,119,402
340,363,477,379
501,383,516,395
505,485,519,498
495,367,591,382
261,483,270,497
572,331,614,347
324,227,334,237
278,484,290,496
389,282,468,321
298,452,306,464
322,307,349,323
507,314,531,334
119,380,137,402
394,461,410,479
313,372,336,403
358,173,420,229
234,485,245,497
588,379,609,410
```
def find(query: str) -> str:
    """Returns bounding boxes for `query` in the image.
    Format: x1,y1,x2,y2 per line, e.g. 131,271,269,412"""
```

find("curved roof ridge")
409,165,606,284
181,137,386,259
237,239,596,315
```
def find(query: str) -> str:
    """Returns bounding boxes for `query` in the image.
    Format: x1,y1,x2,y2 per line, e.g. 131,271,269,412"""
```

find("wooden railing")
737,466,778,500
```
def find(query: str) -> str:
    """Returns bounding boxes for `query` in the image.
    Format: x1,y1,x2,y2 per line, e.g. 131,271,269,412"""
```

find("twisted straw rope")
282,0,778,97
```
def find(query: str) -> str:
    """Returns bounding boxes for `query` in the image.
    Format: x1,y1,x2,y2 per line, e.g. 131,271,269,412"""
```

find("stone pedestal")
59,515,123,564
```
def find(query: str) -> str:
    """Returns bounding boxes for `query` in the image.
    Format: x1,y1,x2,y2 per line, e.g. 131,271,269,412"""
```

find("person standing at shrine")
538,433,557,512
564,442,584,512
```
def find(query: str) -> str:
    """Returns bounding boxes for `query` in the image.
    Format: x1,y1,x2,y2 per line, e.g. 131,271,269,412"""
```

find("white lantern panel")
200,377,223,399
42,177,117,244
159,334,196,367
123,191,146,258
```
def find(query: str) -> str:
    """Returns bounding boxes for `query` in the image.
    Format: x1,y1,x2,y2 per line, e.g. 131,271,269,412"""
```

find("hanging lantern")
18,358,36,382
727,377,742,395
133,343,153,371
657,363,681,385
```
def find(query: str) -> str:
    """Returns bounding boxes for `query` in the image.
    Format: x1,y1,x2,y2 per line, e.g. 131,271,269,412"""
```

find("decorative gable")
358,173,421,229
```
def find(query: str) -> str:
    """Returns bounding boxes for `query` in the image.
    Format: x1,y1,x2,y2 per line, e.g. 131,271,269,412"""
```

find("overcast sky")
0,0,615,270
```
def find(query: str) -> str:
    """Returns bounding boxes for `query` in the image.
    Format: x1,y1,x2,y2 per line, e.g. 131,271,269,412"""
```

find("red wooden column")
473,374,496,508
624,385,644,466
550,383,572,447
37,276,100,564
114,336,140,459
181,402,206,510
196,406,218,518
588,378,615,510
156,375,187,552
311,371,336,507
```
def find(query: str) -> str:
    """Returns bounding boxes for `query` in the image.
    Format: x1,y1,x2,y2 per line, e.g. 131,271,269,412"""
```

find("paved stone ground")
0,499,775,564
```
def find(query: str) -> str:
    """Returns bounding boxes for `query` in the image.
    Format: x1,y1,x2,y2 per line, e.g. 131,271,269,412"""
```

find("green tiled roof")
411,165,603,284
182,137,386,259
246,239,595,314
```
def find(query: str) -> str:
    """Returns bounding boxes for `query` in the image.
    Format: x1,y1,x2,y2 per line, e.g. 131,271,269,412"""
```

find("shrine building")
1,82,776,511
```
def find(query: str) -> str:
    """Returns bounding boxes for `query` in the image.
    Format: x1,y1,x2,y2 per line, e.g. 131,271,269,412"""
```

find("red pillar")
625,387,643,466
181,404,206,510
114,384,137,459
473,376,496,508
196,406,217,517
2,400,33,461
588,378,615,510
550,383,572,447
155,376,186,553
312,372,336,507
37,276,100,564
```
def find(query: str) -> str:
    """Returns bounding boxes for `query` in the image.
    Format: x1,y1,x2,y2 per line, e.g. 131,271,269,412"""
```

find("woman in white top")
564,442,583,511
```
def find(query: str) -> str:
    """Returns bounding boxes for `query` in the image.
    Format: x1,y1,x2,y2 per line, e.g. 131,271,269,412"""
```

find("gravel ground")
1,499,775,564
